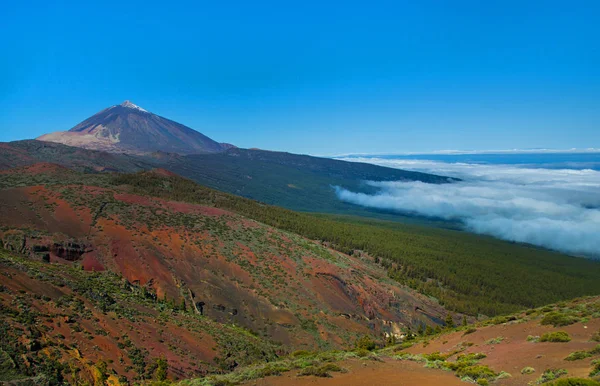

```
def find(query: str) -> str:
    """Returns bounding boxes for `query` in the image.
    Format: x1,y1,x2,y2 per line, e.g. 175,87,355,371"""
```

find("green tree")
155,357,168,381
445,313,455,328
96,360,108,385
355,335,377,351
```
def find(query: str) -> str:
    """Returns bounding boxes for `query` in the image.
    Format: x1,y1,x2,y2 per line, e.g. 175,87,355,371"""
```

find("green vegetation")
547,379,600,386
564,345,600,361
298,363,346,378
456,365,497,382
565,351,592,361
535,369,569,384
591,359,600,377
107,171,600,316
179,351,356,385
542,312,580,327
540,331,572,343
395,350,505,384
354,336,377,351
485,336,505,345
522,367,536,374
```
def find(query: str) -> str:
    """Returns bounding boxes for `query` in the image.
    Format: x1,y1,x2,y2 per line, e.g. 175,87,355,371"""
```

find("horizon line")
324,148,600,158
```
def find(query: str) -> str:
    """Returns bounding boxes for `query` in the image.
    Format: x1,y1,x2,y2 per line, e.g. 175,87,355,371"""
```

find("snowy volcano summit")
38,101,230,155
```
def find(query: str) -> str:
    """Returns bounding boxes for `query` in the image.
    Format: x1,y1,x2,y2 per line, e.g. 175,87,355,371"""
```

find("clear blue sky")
1,0,599,155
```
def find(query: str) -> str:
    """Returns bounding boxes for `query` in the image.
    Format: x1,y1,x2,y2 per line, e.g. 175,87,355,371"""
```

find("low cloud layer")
334,158,600,258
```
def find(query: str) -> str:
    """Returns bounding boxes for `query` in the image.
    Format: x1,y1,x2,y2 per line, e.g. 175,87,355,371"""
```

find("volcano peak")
119,100,147,112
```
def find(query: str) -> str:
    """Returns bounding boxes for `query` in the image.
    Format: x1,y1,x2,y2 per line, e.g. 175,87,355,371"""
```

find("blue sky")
1,0,599,155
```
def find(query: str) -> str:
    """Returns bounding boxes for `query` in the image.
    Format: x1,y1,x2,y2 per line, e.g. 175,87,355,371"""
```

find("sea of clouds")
334,157,600,258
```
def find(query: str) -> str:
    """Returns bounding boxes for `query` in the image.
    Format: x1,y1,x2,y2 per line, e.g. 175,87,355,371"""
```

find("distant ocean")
341,152,600,171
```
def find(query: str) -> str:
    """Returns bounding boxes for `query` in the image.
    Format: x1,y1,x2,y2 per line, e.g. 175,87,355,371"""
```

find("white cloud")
334,158,600,258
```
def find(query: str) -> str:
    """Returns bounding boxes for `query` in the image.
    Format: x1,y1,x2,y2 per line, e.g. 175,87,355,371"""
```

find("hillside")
162,147,455,212
0,248,279,384
2,164,600,384
0,140,455,214
187,296,600,385
0,164,455,383
2,163,600,318
37,101,228,155
109,170,600,316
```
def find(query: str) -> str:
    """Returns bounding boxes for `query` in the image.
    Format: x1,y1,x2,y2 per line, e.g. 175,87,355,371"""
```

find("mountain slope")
0,165,451,348
191,296,600,386
0,140,456,215
157,147,458,213
2,161,600,318
2,165,600,384
0,248,280,384
38,101,227,154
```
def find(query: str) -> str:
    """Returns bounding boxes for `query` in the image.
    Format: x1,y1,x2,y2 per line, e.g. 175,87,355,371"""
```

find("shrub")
456,365,497,381
527,335,540,342
395,353,426,362
540,331,571,343
541,312,579,327
291,350,312,358
424,360,448,370
254,364,290,378
522,367,536,374
445,352,488,371
298,363,345,378
497,372,512,380
423,352,448,362
546,378,600,386
355,335,377,351
591,331,600,342
485,336,505,345
354,348,371,358
463,327,477,336
536,369,568,384
591,359,600,377
565,351,592,361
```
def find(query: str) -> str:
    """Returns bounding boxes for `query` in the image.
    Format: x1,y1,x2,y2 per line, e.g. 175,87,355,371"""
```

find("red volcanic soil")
150,168,179,177
114,192,230,216
80,250,105,271
242,299,600,386
0,179,455,353
402,304,600,385
0,162,69,175
0,262,220,381
253,359,464,386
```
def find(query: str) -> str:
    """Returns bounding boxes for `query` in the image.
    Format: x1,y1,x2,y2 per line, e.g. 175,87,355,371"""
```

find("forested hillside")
113,171,600,316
